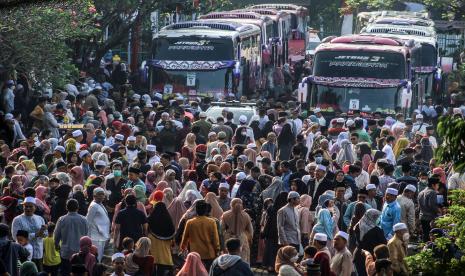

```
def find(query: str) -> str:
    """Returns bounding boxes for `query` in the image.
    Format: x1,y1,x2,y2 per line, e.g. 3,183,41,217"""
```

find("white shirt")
126,148,139,164
293,118,303,135
105,136,115,146
428,136,438,149
318,115,326,127
148,155,161,166
355,170,370,189
382,144,396,165
86,201,110,241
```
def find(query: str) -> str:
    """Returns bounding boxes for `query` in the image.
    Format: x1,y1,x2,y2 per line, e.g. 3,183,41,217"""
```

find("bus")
301,35,415,117
148,21,262,99
355,10,431,32
233,8,291,66
199,12,274,66
251,4,308,63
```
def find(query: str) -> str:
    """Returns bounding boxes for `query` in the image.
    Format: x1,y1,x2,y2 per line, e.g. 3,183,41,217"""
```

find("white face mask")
16,170,24,175
403,232,410,242
290,255,299,262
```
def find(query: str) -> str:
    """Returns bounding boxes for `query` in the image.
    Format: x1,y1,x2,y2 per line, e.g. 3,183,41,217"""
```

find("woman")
133,184,147,205
125,237,154,276
5,174,26,197
311,208,338,254
21,160,38,186
72,185,88,216
221,198,253,263
43,104,60,138
420,137,434,163
176,252,208,276
260,177,286,202
205,192,223,220
35,185,50,219
162,188,174,208
167,197,187,231
67,151,79,165
357,143,372,171
297,194,313,248
178,181,202,203
51,184,72,222
181,133,197,165
336,139,356,166
353,209,387,276
277,123,295,161
164,169,181,196
148,202,175,275
70,166,85,186
275,246,304,276
262,192,288,273
145,170,157,194
151,162,165,185
348,202,367,252
70,236,96,276
393,138,409,160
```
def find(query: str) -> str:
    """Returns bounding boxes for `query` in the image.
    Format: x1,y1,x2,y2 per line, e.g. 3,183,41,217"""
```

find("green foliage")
0,0,98,87
435,116,465,173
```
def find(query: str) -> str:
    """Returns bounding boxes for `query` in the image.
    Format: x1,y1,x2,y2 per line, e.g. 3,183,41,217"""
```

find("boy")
122,237,134,255
43,223,61,276
16,230,33,261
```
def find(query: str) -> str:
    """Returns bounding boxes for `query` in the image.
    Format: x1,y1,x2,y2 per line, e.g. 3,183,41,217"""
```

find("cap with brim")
115,134,124,141
72,130,83,137
22,197,36,205
112,252,125,261
79,150,89,159
386,188,398,196
287,191,300,200
219,183,230,190
314,233,327,242
393,223,407,232
366,184,376,190
146,145,156,152
405,184,416,193
54,146,65,153
336,231,349,241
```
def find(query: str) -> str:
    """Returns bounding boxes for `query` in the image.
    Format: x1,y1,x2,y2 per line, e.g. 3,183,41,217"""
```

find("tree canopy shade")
0,0,98,87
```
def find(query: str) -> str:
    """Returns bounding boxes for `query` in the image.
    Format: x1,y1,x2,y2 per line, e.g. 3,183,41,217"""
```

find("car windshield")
206,106,255,124
311,85,401,114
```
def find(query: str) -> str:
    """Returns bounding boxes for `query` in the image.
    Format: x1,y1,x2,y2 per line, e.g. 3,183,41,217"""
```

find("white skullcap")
316,164,326,171
199,112,207,118
247,143,257,149
314,233,328,242
219,183,230,190
23,197,36,205
93,187,105,195
239,115,247,124
405,184,417,193
95,160,106,167
336,118,345,123
346,119,355,127
115,134,124,141
366,184,376,190
393,222,407,232
54,146,65,153
127,136,136,142
386,187,398,196
287,191,300,200
236,172,246,181
302,175,312,185
79,150,89,159
72,130,83,137
208,132,216,137
112,252,125,261
314,107,321,113
146,145,156,152
336,231,349,241
4,113,13,120
416,114,424,119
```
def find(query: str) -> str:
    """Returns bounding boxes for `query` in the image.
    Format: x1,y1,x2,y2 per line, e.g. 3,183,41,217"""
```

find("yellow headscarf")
393,137,409,159
21,160,37,172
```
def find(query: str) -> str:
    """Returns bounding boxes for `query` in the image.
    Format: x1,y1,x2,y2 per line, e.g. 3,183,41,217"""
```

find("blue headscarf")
313,208,334,240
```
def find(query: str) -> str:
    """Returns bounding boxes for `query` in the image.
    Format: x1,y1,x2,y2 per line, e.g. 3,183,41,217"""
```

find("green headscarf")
20,261,38,276
134,184,147,204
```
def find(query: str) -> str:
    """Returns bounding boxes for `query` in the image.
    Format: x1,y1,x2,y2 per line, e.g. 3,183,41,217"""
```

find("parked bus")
148,21,262,99
301,35,416,117
355,10,431,33
251,4,308,63
199,12,274,66
233,8,291,66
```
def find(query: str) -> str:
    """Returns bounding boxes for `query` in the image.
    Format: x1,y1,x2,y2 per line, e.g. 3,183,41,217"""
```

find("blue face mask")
437,195,444,205
113,170,122,177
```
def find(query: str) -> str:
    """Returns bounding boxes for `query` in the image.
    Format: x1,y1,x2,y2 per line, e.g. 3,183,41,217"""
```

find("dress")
148,233,173,266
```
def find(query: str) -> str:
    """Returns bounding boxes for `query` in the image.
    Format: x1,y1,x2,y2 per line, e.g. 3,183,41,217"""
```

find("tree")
0,0,98,87
435,115,465,173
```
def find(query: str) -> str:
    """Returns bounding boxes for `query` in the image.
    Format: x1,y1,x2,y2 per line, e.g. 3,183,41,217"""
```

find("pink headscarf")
167,197,187,231
98,110,108,127
155,181,168,192
176,252,208,276
35,185,50,215
10,175,26,194
79,236,96,276
433,167,446,184
70,166,84,186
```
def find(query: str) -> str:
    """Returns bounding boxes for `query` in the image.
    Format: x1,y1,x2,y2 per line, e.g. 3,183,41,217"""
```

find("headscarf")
167,197,187,231
393,138,409,159
336,139,355,165
152,162,165,184
65,138,77,155
244,148,257,163
349,202,366,232
134,237,151,257
275,246,299,273
79,236,96,275
145,170,157,194
221,198,251,236
21,160,37,173
20,261,38,276
155,181,169,192
70,166,84,186
312,208,334,240
0,196,18,224
9,175,26,194
205,192,223,220
219,162,232,176
300,194,312,209
148,202,175,240
182,199,202,221
261,177,285,201
35,185,50,214
163,188,174,207
236,179,255,198
55,172,71,186
176,252,208,276
433,167,447,184
133,184,147,204
178,181,202,202
357,209,381,240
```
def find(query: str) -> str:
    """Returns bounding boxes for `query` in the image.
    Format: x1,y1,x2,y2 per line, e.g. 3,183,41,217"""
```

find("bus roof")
373,17,434,27
199,12,274,26
316,35,410,55
359,31,437,47
158,21,261,39
250,4,308,14
357,11,430,21
232,8,290,21
362,23,436,37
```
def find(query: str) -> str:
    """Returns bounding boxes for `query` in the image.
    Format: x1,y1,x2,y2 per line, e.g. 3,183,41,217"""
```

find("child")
122,237,134,255
43,223,61,276
301,245,318,267
16,230,33,261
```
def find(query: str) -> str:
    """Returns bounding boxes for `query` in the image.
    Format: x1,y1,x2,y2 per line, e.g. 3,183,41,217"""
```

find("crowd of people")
1,56,465,276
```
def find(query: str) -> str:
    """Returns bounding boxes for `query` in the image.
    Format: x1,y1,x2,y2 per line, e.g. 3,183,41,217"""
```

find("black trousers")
60,258,71,276
421,219,432,242
154,264,172,276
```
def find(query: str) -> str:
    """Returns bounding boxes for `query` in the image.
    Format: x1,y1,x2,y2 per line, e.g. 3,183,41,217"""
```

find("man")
330,231,353,276
343,189,371,228
334,183,348,231
114,195,147,250
354,118,371,143
54,199,88,276
313,233,331,262
146,144,160,166
11,197,47,270
224,111,237,133
11,110,25,145
181,200,220,270
396,147,415,167
261,132,278,160
125,166,145,189
104,127,115,146
314,107,326,127
231,172,246,198
367,119,381,149
277,191,301,250
396,163,418,188
86,187,110,262
382,135,396,165
192,112,212,139
412,114,428,134
308,165,334,211
345,164,361,201
110,134,125,151
366,184,382,211
280,161,292,191
79,150,93,179
418,176,441,242
30,96,47,129
212,117,233,143
217,182,232,211
0,223,29,276
125,136,139,164
94,160,106,176
387,223,409,275
209,238,254,276
425,125,438,149
105,161,127,217
111,253,129,276
380,188,401,239
397,184,416,235
420,96,437,122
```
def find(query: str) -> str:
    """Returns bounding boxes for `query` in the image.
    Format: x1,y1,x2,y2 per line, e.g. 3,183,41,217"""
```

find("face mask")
403,233,410,242
113,170,122,177
290,255,299,262
16,170,24,175
315,156,323,164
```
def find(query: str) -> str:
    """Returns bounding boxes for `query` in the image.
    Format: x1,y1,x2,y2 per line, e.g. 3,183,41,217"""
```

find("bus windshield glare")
153,37,234,61
420,44,437,67
314,51,406,79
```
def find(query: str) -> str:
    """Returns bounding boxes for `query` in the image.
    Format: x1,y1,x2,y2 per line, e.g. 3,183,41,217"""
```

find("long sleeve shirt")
54,212,88,259
181,216,220,260
380,201,401,239
11,214,47,259
387,236,409,275
277,204,300,246
86,201,110,241
397,195,415,234
330,247,353,276
418,187,439,221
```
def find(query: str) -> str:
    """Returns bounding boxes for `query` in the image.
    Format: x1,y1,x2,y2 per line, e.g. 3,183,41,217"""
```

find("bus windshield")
312,85,401,114
153,37,234,61
314,51,406,79
420,44,437,67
